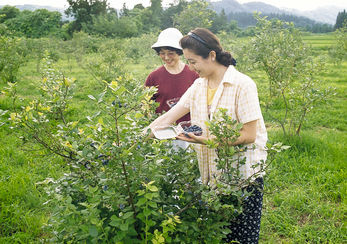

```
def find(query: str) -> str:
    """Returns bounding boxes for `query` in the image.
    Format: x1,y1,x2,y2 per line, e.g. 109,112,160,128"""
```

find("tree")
210,9,228,33
0,5,20,23
334,9,347,30
65,0,108,33
86,12,140,38
174,0,214,34
329,22,347,64
160,0,188,29
240,15,334,136
4,9,62,38
149,0,163,27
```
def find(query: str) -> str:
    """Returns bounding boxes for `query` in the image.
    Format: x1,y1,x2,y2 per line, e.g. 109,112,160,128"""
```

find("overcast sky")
1,0,347,11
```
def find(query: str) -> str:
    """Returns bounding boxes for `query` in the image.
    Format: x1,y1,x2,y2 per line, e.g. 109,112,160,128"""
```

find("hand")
176,133,208,144
142,126,154,139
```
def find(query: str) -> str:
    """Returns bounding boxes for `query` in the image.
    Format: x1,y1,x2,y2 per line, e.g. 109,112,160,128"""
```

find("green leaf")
89,225,98,237
145,193,153,200
109,215,121,227
143,208,151,217
148,184,158,192
120,223,128,231
122,211,134,219
135,112,143,119
148,201,157,208
147,219,156,227
136,197,147,206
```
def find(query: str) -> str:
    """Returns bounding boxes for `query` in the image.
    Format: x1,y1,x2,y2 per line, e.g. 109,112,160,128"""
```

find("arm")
229,120,257,145
149,103,190,130
176,120,257,146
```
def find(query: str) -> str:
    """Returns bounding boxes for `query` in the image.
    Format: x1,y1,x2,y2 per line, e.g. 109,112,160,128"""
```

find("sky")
1,0,347,11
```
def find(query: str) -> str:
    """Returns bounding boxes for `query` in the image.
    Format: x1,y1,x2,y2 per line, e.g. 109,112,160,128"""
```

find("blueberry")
119,204,125,209
103,185,108,191
112,100,116,106
183,125,202,136
102,159,109,165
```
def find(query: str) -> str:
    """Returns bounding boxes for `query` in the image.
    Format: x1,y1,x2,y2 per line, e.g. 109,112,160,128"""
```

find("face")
158,48,180,68
183,48,213,78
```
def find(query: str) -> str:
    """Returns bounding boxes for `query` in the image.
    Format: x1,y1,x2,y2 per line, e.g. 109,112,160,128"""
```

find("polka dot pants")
224,177,264,244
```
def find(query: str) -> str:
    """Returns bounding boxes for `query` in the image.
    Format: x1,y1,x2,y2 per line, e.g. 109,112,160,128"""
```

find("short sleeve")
237,81,262,124
145,73,154,87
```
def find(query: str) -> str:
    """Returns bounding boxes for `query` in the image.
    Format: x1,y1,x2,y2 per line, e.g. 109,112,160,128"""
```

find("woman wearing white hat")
145,28,199,124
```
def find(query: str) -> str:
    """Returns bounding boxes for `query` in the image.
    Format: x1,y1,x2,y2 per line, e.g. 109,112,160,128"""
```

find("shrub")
1,57,285,242
239,14,335,136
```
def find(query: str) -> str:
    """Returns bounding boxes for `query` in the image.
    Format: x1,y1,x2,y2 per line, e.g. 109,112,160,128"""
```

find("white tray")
152,125,184,140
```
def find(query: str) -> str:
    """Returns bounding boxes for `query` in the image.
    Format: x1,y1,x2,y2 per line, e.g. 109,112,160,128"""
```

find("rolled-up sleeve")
177,82,194,109
237,81,262,124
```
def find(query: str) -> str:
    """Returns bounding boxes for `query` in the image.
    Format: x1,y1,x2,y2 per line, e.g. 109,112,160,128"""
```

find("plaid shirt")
178,66,268,185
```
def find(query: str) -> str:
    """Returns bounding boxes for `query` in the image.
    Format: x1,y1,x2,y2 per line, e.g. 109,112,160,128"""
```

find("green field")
0,32,346,243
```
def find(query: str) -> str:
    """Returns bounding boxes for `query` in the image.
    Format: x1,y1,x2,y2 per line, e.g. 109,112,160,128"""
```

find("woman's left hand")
176,133,208,144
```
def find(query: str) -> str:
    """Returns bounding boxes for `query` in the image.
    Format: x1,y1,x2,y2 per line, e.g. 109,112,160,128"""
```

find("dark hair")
180,28,236,67
153,46,183,56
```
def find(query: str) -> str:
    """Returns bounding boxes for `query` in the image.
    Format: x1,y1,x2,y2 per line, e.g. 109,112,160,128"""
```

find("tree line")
0,0,346,39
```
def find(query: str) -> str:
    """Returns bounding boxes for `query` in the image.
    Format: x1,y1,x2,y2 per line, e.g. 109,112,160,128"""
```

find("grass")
0,127,63,243
0,32,346,243
260,130,346,243
258,34,347,243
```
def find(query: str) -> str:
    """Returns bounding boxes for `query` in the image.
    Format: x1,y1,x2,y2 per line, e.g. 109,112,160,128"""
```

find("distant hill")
286,6,343,25
208,0,344,24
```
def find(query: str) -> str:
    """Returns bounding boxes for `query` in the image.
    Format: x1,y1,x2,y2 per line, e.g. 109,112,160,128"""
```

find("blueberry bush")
1,56,285,242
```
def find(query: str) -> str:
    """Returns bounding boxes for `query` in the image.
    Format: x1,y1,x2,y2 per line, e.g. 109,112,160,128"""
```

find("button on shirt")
177,65,268,185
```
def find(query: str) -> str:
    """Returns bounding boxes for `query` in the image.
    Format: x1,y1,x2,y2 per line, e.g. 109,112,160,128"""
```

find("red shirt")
145,65,199,124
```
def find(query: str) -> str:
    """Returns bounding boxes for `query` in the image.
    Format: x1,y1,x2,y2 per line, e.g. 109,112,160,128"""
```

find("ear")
209,51,216,61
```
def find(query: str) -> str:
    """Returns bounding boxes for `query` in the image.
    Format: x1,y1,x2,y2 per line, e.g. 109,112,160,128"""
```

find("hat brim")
151,41,182,50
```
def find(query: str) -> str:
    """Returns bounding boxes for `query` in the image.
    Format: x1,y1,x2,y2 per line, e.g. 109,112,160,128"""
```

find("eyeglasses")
159,51,177,57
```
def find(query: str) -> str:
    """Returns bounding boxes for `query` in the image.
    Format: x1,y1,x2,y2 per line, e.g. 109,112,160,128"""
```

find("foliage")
148,0,163,28
86,12,140,38
4,8,62,38
329,22,347,64
0,36,26,83
83,40,128,83
0,5,20,23
334,9,347,30
0,52,286,242
206,109,289,189
240,15,335,136
160,0,188,29
174,0,214,34
0,32,345,243
65,0,109,33
0,1,334,40
120,33,159,67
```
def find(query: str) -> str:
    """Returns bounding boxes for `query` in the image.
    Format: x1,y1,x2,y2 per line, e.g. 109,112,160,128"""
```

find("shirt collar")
220,65,236,85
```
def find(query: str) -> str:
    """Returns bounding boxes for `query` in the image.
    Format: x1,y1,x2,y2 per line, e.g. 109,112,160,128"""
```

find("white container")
152,125,183,140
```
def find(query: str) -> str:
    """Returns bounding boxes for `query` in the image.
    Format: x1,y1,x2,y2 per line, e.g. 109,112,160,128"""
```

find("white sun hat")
151,28,183,50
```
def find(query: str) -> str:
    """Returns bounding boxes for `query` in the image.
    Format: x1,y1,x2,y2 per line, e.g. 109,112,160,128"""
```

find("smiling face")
158,48,181,68
183,48,214,78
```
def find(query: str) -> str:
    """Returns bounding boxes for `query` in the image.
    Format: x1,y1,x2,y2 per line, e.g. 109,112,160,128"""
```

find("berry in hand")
183,125,202,136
